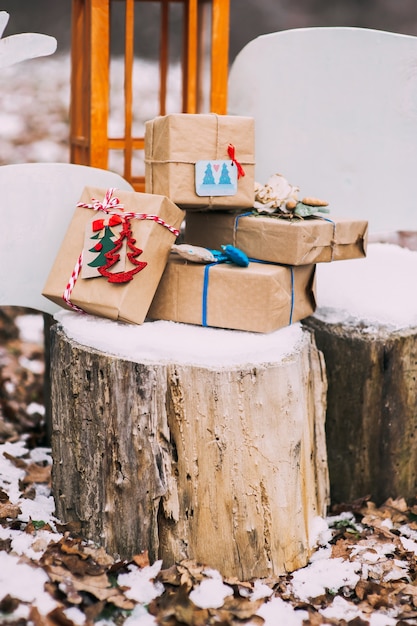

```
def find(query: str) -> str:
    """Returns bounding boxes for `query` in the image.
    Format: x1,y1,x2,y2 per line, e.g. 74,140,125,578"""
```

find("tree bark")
303,316,417,506
50,322,329,580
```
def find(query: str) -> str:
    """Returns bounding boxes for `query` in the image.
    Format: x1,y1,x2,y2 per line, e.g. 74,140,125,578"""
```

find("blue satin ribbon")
232,211,253,246
202,262,217,326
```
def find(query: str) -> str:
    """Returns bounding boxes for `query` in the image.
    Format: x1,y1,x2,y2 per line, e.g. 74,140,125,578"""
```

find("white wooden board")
228,27,417,234
0,12,57,68
0,163,133,314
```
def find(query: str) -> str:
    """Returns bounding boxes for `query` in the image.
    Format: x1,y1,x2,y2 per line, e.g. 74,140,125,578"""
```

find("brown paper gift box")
147,257,316,333
144,113,255,210
185,211,368,265
42,186,185,325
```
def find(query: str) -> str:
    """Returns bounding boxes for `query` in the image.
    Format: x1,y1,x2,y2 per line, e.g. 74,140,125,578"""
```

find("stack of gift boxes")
42,114,368,334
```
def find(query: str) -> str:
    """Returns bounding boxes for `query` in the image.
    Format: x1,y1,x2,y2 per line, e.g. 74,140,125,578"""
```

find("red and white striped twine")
77,188,180,236
63,251,85,313
76,187,124,212
118,212,180,236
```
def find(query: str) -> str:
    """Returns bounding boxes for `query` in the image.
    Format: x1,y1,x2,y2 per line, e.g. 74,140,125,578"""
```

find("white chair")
228,27,417,235
0,162,133,314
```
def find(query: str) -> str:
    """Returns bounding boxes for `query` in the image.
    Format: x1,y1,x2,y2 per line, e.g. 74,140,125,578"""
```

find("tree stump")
303,316,417,507
50,312,329,580
302,242,417,506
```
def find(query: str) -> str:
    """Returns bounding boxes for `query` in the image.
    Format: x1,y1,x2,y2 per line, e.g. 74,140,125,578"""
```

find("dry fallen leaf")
29,605,62,626
132,550,150,568
221,594,266,619
45,562,135,609
176,560,206,591
22,462,51,485
3,451,26,469
0,500,21,519
83,544,116,568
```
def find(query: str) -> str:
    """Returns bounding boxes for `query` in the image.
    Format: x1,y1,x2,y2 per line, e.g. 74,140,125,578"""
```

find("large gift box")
147,257,316,333
144,113,255,210
42,187,184,324
185,211,368,265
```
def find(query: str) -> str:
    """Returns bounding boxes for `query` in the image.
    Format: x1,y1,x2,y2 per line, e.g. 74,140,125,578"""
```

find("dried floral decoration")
254,173,330,218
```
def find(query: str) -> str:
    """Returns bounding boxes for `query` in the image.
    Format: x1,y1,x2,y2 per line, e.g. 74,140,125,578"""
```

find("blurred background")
3,0,417,63
3,0,417,171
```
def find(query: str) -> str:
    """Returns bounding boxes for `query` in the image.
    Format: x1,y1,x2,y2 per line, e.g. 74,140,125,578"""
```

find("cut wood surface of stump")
50,311,329,580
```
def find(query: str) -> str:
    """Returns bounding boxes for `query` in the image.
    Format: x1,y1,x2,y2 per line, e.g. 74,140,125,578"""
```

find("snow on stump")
302,243,417,506
50,311,329,580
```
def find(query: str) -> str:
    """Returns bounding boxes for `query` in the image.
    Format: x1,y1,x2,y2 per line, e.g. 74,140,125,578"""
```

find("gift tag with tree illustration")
81,215,127,279
195,159,238,196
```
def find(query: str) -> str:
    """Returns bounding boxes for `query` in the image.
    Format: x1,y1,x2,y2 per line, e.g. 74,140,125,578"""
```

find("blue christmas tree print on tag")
195,159,238,196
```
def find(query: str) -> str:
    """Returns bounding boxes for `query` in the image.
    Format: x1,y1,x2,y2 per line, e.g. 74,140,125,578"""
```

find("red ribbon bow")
92,214,123,232
227,144,245,179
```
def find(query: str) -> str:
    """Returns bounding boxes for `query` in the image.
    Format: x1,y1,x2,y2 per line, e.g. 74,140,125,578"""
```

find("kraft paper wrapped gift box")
42,187,185,325
147,257,317,334
185,211,368,265
144,113,255,210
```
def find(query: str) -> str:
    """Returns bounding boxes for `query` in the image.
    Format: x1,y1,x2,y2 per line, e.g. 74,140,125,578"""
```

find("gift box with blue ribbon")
185,211,368,266
147,255,316,334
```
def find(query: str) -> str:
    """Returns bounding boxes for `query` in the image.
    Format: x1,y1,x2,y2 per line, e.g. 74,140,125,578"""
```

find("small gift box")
42,187,185,324
185,211,368,265
147,256,316,333
144,113,255,210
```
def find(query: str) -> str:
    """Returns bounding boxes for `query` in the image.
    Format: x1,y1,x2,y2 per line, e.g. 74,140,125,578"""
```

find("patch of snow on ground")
4,527,61,561
289,556,361,602
309,515,333,549
189,569,234,609
121,604,158,626
63,606,87,625
0,442,57,529
320,596,398,625
256,596,309,626
0,441,27,502
17,487,56,526
117,560,165,604
0,552,57,614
